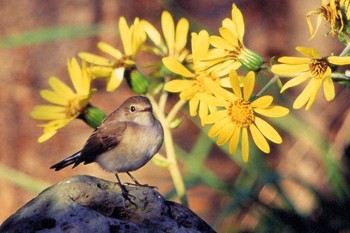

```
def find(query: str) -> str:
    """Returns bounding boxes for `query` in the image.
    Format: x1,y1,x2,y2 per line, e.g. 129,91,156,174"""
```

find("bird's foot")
125,182,158,189
118,183,138,207
125,172,157,189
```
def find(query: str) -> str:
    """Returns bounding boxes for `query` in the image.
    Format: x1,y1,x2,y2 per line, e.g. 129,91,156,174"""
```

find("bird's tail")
50,152,82,171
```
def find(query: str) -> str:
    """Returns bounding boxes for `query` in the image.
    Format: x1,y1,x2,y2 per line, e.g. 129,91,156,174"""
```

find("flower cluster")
31,58,96,142
163,4,288,161
271,47,350,110
307,0,350,39
32,2,350,163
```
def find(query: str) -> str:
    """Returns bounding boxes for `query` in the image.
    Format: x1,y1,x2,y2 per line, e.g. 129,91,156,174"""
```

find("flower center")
227,40,244,58
66,96,84,117
114,55,134,68
227,99,254,128
320,1,344,35
310,58,328,78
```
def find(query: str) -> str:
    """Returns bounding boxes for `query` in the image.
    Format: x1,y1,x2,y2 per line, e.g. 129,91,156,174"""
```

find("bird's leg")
115,173,137,205
126,172,141,186
126,172,157,189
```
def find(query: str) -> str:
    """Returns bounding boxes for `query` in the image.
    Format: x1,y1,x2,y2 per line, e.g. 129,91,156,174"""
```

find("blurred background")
1,0,350,232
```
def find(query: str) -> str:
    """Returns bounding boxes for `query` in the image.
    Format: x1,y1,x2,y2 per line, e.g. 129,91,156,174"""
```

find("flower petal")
162,57,194,77
31,105,66,114
327,56,350,65
40,90,68,105
277,57,310,64
67,58,84,94
231,4,245,41
162,11,175,52
38,131,57,143
79,52,112,66
198,100,209,125
141,19,165,52
31,111,66,120
179,86,197,100
242,128,249,162
37,118,72,143
323,76,335,101
175,18,189,53
98,42,122,59
208,116,229,138
243,71,255,101
216,122,235,146
255,117,282,143
254,106,289,117
119,17,132,55
106,67,124,92
31,105,66,120
204,78,235,101
229,70,242,98
189,96,200,117
271,64,309,75
205,110,227,124
165,80,193,93
209,36,235,50
48,77,75,99
89,66,114,77
296,47,321,58
192,30,209,66
305,78,321,110
219,27,237,44
280,72,310,92
229,126,240,155
132,18,146,56
250,123,270,153
251,96,273,108
198,94,227,107
293,79,314,109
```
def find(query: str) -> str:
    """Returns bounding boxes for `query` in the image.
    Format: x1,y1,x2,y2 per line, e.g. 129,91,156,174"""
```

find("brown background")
1,0,349,231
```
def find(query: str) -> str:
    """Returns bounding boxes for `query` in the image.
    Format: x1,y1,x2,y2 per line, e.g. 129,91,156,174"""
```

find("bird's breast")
95,123,163,173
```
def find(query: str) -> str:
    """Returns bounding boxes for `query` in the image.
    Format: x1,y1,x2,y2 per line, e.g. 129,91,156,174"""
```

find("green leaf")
0,25,101,48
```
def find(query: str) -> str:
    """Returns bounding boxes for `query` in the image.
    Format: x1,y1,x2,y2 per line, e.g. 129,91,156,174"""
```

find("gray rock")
0,175,216,233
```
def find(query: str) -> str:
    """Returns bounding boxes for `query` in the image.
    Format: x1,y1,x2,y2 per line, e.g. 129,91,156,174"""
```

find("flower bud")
126,69,150,94
238,47,264,71
80,105,106,128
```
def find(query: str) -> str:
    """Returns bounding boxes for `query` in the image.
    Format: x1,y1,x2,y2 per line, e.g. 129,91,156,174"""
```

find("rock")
0,175,216,233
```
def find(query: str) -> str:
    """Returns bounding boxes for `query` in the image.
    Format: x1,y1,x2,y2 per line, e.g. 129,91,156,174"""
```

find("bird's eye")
130,105,136,112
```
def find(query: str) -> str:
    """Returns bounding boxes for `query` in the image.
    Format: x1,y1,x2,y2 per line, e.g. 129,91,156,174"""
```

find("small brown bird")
50,96,164,196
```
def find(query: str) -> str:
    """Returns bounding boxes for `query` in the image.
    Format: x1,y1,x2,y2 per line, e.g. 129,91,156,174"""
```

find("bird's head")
120,96,155,125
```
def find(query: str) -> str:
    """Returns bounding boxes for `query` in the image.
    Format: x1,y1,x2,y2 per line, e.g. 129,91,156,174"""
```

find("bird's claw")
125,182,158,189
119,183,138,207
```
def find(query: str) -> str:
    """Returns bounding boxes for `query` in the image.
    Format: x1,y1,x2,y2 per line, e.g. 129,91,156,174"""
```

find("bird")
50,96,164,198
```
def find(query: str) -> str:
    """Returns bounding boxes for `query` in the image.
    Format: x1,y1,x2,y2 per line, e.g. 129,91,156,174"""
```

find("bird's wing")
79,121,127,164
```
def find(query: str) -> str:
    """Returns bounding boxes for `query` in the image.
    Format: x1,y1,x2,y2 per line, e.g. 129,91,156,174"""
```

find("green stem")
255,74,280,98
0,164,50,193
166,99,187,125
339,42,350,56
331,72,350,80
159,76,171,113
159,90,168,113
146,94,188,205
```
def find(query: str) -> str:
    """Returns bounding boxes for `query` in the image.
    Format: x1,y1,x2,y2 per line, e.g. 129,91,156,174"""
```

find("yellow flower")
31,58,94,143
202,71,289,162
203,70,289,162
79,17,146,92
307,0,350,39
141,11,190,62
205,3,263,73
163,30,222,124
271,46,350,110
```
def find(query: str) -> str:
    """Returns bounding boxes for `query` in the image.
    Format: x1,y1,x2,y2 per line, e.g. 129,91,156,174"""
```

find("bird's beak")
142,106,152,112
